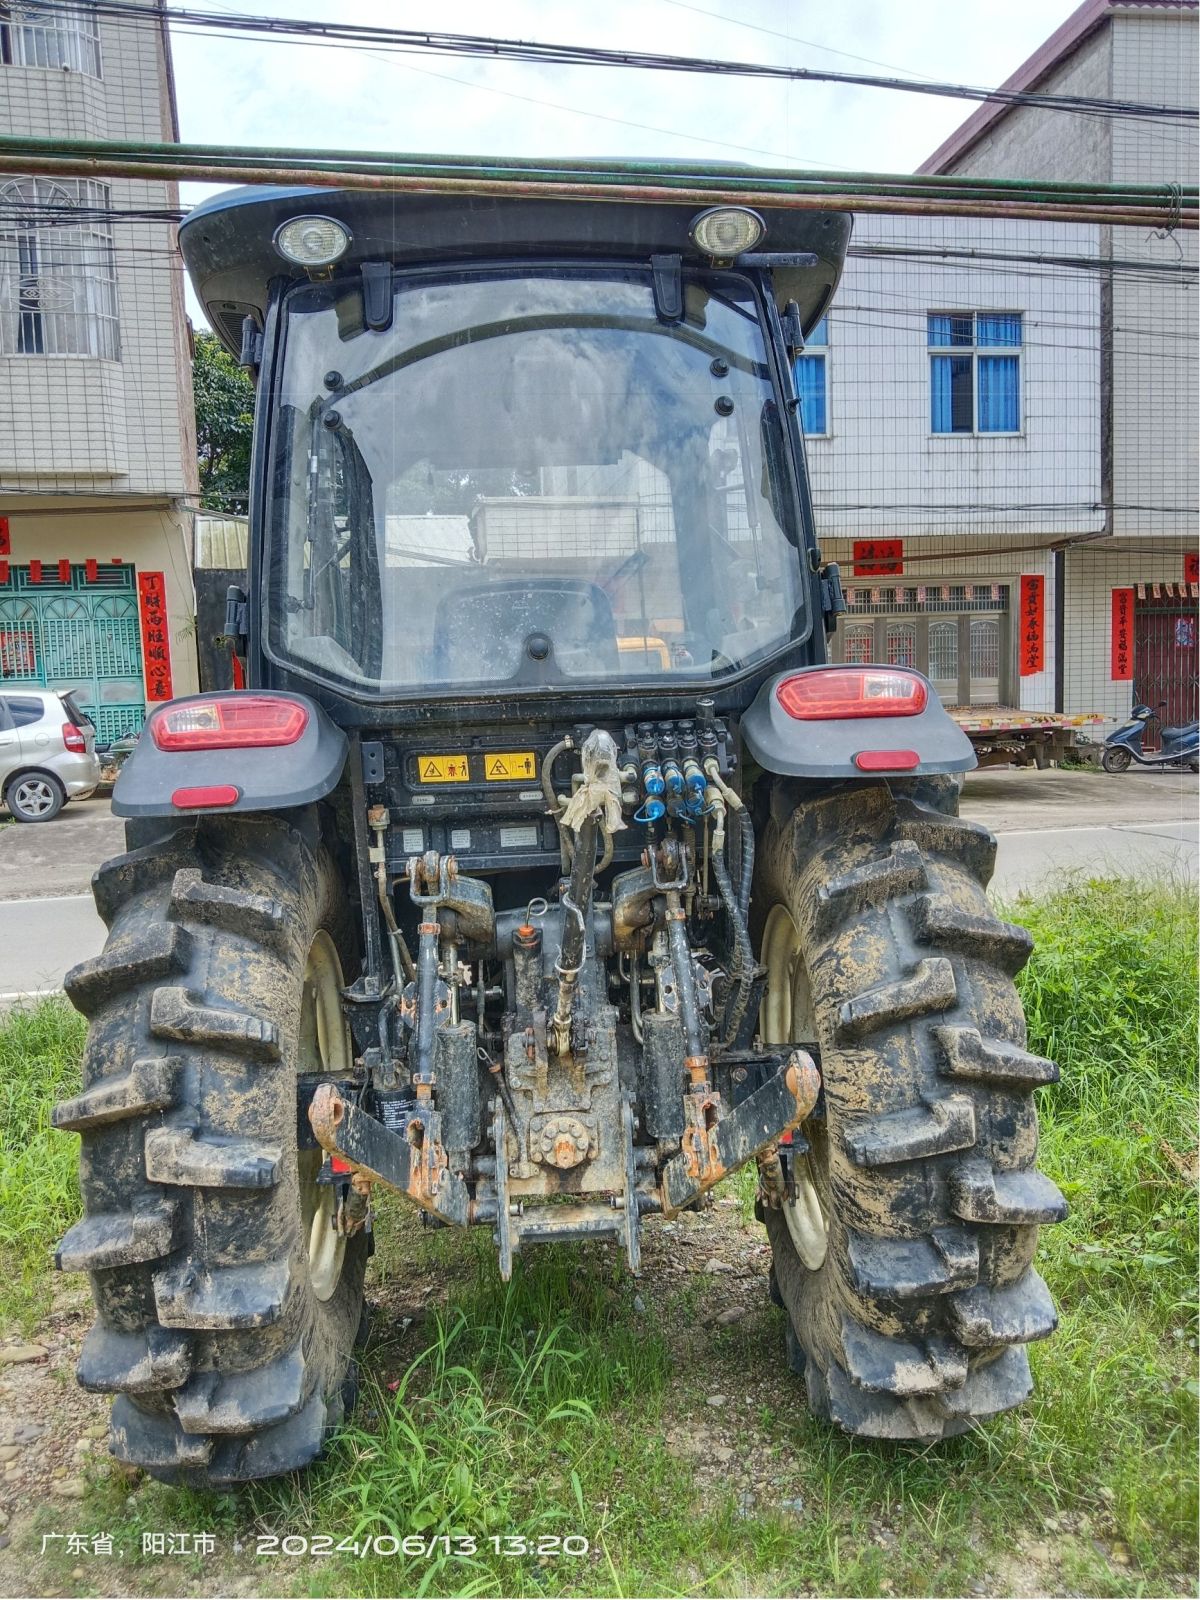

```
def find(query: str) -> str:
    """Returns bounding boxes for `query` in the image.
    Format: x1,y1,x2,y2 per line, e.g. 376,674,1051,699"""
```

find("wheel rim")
1105,747,1131,772
13,779,55,816
298,931,352,1303
761,903,828,1270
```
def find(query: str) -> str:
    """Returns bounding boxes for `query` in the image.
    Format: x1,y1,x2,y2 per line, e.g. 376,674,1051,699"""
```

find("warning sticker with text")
484,752,537,781
416,755,470,783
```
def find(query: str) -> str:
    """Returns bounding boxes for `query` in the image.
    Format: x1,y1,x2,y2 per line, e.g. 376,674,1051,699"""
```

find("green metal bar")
0,139,1192,228
0,135,1193,209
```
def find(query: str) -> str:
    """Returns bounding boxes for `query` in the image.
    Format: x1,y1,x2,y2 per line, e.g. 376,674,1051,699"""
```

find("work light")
688,206,765,259
273,215,351,268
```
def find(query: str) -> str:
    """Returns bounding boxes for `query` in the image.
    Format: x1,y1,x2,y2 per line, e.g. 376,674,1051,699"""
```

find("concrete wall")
931,23,1113,182
1109,9,1199,539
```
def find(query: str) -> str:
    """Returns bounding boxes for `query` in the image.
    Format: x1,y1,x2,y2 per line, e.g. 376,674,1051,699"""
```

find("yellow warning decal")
484,751,538,781
416,755,470,783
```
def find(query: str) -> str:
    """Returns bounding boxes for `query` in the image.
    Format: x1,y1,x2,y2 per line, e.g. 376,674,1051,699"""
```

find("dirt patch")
0,1283,113,1567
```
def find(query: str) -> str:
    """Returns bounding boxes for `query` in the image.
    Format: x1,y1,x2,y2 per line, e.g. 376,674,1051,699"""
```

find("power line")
651,0,930,80
46,0,1200,124
361,50,831,169
848,242,1198,281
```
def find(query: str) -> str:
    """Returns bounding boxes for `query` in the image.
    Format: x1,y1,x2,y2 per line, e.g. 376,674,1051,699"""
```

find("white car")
0,689,102,822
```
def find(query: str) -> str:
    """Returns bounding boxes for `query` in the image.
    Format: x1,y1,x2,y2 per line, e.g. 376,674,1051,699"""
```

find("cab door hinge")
819,561,846,632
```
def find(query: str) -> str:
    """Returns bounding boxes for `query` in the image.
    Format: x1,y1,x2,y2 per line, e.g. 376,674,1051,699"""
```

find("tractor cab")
180,184,851,712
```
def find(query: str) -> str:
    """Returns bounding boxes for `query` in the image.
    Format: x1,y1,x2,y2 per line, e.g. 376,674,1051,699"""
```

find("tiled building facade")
0,0,198,740
804,213,1103,717
919,0,1199,730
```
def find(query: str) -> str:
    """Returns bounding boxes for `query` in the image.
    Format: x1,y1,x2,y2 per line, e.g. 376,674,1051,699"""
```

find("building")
0,0,198,742
804,213,1103,717
919,0,1199,731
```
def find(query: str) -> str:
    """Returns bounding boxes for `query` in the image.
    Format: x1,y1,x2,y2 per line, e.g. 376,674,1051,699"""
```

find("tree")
193,330,255,514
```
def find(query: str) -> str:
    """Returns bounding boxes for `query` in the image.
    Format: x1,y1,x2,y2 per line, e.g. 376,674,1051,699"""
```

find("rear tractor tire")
54,813,367,1484
754,780,1066,1440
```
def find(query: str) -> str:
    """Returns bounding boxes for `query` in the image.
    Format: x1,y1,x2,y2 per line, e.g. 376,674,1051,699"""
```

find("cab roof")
179,179,851,353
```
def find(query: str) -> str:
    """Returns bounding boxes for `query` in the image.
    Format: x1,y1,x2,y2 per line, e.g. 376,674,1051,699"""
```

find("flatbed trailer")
949,707,1104,767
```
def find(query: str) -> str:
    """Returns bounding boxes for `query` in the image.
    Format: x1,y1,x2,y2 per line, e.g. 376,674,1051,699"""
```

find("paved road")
0,770,1194,997
0,894,105,1001
987,817,1198,898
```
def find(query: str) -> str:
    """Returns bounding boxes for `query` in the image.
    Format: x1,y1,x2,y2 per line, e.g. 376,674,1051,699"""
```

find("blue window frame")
794,315,828,436
929,312,1021,434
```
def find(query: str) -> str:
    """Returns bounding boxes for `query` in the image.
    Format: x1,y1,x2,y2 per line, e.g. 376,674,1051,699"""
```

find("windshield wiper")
316,312,760,414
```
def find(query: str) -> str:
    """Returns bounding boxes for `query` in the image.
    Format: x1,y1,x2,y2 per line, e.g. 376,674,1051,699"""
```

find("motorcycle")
1102,701,1200,773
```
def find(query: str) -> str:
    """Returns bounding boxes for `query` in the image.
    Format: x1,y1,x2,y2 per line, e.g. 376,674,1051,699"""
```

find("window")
843,622,872,665
2,694,45,725
0,177,120,358
929,312,1021,434
885,620,915,669
928,619,959,700
794,314,828,436
0,3,101,75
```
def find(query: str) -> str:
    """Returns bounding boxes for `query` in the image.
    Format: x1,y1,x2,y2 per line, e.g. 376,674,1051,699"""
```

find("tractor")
53,176,1065,1484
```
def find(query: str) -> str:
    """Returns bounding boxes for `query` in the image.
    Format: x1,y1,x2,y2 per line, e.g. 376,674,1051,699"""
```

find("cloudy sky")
165,0,1086,322
167,0,1089,178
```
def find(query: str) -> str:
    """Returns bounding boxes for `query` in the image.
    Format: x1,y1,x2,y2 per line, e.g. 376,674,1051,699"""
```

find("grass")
0,998,85,1326
0,876,1195,1598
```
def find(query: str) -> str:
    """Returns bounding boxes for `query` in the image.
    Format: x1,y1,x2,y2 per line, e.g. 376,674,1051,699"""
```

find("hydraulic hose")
703,758,754,922
710,827,756,1047
734,807,755,924
376,863,416,984
542,736,575,873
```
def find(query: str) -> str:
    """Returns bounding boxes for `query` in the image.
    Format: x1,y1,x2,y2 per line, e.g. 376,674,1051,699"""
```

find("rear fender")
741,667,975,780
111,691,348,818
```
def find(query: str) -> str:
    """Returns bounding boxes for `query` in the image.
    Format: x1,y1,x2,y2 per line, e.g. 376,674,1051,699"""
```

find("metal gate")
0,563,145,742
833,582,1012,706
1135,591,1198,749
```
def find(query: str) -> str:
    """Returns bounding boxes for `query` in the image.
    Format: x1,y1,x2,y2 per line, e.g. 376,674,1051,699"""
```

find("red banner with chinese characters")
1111,587,1135,681
137,571,174,701
1185,551,1199,585
1018,573,1045,676
852,538,903,577
0,518,9,558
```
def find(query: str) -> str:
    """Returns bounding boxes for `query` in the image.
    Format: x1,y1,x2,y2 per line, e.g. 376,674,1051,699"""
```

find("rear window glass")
60,693,93,727
2,696,45,727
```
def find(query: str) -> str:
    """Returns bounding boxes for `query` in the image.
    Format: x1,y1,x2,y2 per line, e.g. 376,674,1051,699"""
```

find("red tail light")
776,668,928,720
62,723,87,754
150,695,308,752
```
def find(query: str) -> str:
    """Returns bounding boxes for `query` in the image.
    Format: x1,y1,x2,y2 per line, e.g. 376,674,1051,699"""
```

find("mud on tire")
54,812,367,1484
754,779,1066,1440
